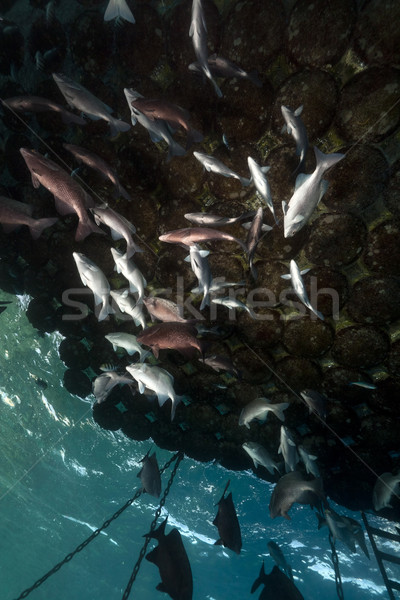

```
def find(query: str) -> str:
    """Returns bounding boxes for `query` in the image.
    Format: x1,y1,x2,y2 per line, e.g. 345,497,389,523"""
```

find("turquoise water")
0,293,397,599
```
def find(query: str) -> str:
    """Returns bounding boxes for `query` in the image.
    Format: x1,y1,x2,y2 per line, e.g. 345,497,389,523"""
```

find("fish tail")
170,395,184,421
108,116,131,138
239,176,251,187
98,301,116,322
116,183,131,201
251,561,266,594
275,402,290,422
104,0,135,24
29,217,58,240
75,218,105,242
166,140,186,162
314,146,344,173
125,242,144,259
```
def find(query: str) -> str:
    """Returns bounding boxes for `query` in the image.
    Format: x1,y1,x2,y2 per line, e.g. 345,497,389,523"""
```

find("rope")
329,533,345,600
13,451,182,600
121,451,184,600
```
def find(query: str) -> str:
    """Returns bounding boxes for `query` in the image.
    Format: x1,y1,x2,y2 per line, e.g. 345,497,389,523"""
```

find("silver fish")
282,146,344,237
298,445,320,478
0,196,57,239
247,157,277,222
278,426,299,473
372,472,400,511
126,363,182,421
239,398,289,429
299,389,327,420
189,0,222,98
189,54,262,87
92,371,134,404
269,471,325,520
53,73,131,137
242,442,280,475
2,95,87,125
124,88,186,162
324,508,358,554
212,296,252,315
20,148,102,242
90,205,142,258
73,252,115,322
129,97,203,150
281,105,309,174
194,151,251,186
111,248,147,300
184,244,212,310
110,289,146,329
104,0,135,24
104,332,149,361
281,259,324,320
64,144,131,201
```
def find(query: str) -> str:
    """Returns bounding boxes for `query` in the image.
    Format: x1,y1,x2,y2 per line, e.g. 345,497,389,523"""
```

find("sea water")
0,293,398,600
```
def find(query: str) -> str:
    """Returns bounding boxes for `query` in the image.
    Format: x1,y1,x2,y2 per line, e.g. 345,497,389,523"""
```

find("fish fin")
110,228,124,241
318,179,329,203
145,547,159,564
138,382,145,394
152,347,159,359
104,0,135,23
275,402,290,421
281,273,291,280
314,146,345,172
117,184,131,201
300,268,310,275
294,105,303,116
108,117,131,138
261,224,272,232
61,112,87,126
98,302,115,322
292,214,304,224
239,176,251,187
294,172,310,190
282,200,288,216
29,217,58,239
214,538,223,546
156,583,168,593
186,128,204,150
251,562,266,594
75,219,104,242
281,124,288,134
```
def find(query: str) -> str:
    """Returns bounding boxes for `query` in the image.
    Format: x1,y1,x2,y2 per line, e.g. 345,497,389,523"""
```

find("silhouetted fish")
213,480,242,554
137,450,161,498
145,518,193,600
251,563,304,600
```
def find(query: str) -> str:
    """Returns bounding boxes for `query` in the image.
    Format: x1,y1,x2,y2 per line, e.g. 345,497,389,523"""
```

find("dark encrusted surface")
1,0,400,523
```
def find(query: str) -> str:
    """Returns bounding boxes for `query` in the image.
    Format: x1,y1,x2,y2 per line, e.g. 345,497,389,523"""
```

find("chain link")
121,451,184,600
13,451,182,600
329,533,345,600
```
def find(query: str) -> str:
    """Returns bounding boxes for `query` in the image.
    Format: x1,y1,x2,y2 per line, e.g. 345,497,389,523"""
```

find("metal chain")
121,451,184,600
13,451,181,600
329,533,345,600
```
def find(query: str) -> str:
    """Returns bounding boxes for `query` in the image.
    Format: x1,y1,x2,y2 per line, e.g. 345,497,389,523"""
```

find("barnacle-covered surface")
0,0,399,522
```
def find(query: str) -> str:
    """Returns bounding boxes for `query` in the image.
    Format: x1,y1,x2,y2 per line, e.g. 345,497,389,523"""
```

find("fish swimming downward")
189,0,222,98
128,96,203,150
90,204,142,259
184,244,212,311
242,206,272,279
278,426,299,473
53,73,131,137
73,252,115,322
145,518,193,600
282,146,344,237
281,105,309,175
247,157,277,223
213,480,242,554
111,248,147,300
281,259,324,320
267,540,294,582
137,450,161,498
63,144,131,201
20,148,103,241
124,88,186,161
109,289,146,329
